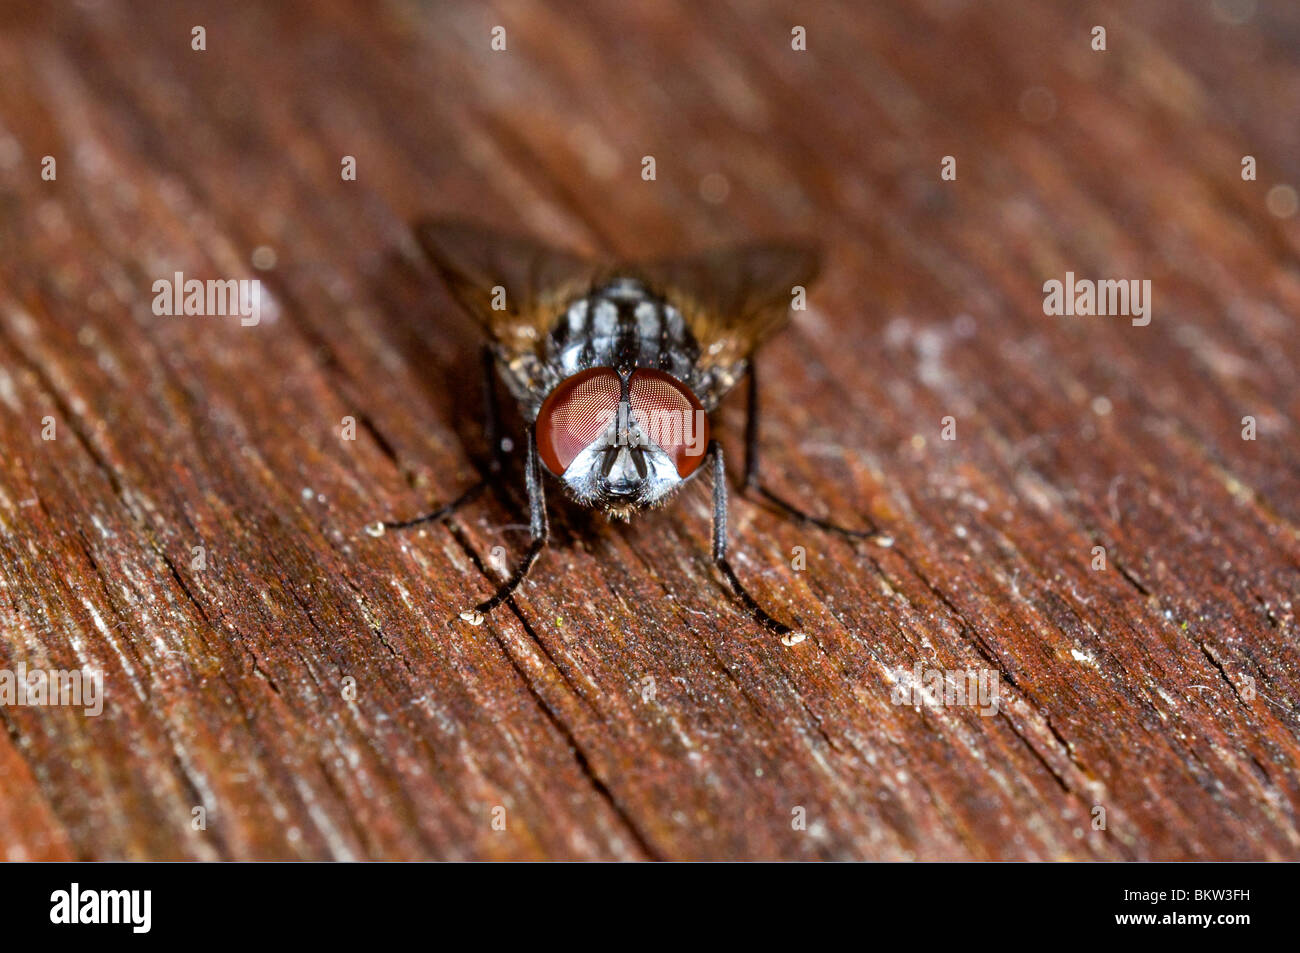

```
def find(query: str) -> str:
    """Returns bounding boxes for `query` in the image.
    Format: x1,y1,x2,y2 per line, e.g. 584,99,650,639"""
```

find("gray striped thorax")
547,277,700,387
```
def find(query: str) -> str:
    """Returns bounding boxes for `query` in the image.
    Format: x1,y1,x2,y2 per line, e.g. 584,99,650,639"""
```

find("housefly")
381,220,878,636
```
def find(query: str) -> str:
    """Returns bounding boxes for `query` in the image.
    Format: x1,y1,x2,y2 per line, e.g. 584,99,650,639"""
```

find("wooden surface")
0,0,1297,861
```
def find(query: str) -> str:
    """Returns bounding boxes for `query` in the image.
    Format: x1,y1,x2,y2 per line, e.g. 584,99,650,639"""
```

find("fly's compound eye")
629,369,709,478
536,368,623,476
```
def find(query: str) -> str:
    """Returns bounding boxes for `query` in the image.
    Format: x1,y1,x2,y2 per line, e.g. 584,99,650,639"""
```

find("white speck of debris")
1071,648,1097,667
364,521,386,537
1091,396,1113,416
460,609,485,626
915,327,949,391
873,535,894,548
781,632,806,647
301,487,313,500
954,525,967,538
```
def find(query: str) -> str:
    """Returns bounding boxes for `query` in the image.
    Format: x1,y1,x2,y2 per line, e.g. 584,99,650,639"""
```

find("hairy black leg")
379,347,504,531
461,429,549,624
711,440,794,636
381,481,488,530
742,361,884,541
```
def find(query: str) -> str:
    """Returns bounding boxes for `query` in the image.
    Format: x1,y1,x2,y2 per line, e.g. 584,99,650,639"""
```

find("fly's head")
535,367,710,518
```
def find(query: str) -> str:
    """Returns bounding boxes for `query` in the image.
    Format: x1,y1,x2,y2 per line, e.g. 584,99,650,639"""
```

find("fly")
379,220,881,637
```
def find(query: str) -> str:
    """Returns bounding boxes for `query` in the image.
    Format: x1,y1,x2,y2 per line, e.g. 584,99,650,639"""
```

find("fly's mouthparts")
598,444,649,491
600,445,618,479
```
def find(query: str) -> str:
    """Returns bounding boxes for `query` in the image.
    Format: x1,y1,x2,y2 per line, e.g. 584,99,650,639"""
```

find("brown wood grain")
0,0,1296,860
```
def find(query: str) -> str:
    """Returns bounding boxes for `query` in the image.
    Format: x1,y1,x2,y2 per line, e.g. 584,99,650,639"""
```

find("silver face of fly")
389,219,873,637
559,411,686,517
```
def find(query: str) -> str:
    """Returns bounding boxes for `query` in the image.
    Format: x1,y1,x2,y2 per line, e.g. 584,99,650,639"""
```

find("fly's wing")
628,241,821,400
414,219,603,361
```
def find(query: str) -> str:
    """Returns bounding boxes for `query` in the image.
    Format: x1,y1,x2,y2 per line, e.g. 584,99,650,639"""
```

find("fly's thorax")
545,278,701,390
496,278,728,421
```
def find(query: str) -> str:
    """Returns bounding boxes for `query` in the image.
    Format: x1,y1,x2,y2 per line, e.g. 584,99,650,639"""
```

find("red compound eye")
629,369,709,478
536,368,622,476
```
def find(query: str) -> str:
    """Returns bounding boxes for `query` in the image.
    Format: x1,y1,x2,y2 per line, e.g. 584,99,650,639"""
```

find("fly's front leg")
742,361,887,543
459,428,549,625
710,440,794,637
374,346,504,533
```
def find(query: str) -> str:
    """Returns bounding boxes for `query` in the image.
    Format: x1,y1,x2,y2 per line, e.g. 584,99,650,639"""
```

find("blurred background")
0,0,1296,860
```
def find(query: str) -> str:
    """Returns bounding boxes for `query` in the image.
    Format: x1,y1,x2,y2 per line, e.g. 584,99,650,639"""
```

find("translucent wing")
627,241,821,394
414,219,604,361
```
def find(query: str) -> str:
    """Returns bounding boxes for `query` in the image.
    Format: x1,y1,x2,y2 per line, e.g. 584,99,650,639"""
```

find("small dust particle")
1091,396,1113,416
460,609,485,626
700,172,730,204
252,245,278,270
781,632,806,647
364,521,386,538
1266,184,1298,219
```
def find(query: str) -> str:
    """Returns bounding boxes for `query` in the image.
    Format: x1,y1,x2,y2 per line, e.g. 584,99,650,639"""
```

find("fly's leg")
460,429,549,624
375,347,505,532
379,481,487,531
710,440,794,637
742,362,887,543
